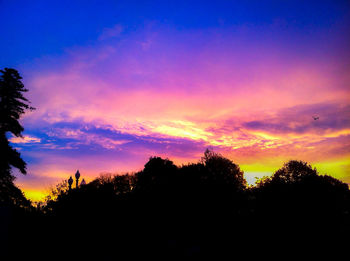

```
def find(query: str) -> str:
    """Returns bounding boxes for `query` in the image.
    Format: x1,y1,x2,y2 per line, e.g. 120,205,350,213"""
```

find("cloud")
9,135,41,144
38,123,133,151
243,103,350,135
24,25,349,143
98,24,124,41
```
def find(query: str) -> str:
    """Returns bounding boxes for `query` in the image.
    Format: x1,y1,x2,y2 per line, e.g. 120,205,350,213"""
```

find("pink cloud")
24,27,349,148
10,135,41,144
15,25,350,198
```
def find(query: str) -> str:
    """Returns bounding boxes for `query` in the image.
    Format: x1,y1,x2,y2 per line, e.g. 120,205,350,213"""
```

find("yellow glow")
241,163,278,173
323,129,350,138
249,131,279,140
240,163,277,185
313,157,350,181
154,122,212,141
23,189,47,202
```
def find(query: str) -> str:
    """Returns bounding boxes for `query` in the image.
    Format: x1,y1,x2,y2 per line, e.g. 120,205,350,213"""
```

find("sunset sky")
1,0,349,201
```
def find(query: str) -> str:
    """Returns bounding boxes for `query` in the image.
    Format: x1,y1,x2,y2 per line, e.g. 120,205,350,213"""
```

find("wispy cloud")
98,24,124,41
10,135,41,144
243,103,350,135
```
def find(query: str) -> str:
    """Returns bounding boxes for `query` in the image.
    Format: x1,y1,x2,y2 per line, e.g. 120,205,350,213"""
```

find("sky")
1,0,349,201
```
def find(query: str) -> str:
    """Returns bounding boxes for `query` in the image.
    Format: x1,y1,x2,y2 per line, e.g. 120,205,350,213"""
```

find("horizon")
1,0,349,201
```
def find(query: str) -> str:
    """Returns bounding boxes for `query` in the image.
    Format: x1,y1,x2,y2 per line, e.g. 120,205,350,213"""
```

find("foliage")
0,68,34,207
0,174,31,208
253,159,350,252
45,179,70,202
201,148,247,190
2,151,350,259
135,156,177,192
0,68,35,136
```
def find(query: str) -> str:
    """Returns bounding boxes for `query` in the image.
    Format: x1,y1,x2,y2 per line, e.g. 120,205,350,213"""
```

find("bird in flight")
312,116,319,120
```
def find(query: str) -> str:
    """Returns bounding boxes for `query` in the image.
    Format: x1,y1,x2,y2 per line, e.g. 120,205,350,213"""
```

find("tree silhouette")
254,160,350,254
0,173,31,208
0,68,34,206
0,68,34,256
201,149,247,190
135,156,178,193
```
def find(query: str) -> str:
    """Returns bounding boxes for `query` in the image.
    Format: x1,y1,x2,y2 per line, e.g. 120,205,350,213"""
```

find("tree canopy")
0,68,34,206
0,68,34,137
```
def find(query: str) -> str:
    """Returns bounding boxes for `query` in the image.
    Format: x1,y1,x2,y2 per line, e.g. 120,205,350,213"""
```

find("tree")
45,179,70,203
0,68,34,175
254,160,350,240
135,156,178,192
0,68,34,205
201,149,247,191
271,160,318,184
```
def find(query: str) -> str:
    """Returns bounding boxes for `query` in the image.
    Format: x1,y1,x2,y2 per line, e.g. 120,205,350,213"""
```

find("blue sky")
2,0,349,67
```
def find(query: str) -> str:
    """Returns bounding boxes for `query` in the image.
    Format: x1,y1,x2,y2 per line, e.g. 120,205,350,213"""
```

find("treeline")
2,150,350,260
